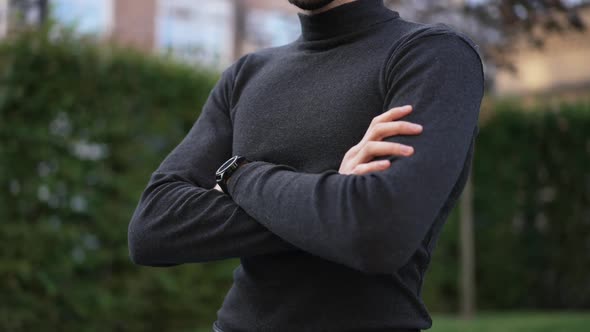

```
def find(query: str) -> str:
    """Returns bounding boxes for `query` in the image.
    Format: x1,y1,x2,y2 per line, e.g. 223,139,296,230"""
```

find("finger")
370,105,413,126
365,121,422,142
355,141,414,164
352,159,391,175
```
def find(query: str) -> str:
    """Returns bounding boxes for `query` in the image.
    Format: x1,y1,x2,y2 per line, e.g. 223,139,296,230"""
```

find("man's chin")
288,0,338,11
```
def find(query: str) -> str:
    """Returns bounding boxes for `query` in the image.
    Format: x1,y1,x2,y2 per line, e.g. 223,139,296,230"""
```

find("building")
2,0,299,69
5,0,590,99
47,0,300,69
494,6,590,98
0,0,8,37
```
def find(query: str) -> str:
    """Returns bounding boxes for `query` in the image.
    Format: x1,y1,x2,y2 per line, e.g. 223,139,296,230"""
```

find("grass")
430,311,590,332
192,311,589,332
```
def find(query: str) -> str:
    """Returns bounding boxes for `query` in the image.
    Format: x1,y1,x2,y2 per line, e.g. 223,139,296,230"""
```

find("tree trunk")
232,0,246,61
459,172,476,319
37,0,48,25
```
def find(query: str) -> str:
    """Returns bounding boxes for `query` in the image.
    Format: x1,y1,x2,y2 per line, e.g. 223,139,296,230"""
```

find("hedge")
1,26,589,332
424,101,590,311
0,26,233,332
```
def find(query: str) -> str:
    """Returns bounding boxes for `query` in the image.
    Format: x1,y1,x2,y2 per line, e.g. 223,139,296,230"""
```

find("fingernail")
403,146,414,154
413,124,423,130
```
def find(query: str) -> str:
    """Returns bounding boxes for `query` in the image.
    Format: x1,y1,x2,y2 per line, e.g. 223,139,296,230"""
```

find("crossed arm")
128,29,484,273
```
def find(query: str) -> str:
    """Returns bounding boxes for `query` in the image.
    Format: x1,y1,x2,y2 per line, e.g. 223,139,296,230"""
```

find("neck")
298,0,357,15
296,0,397,42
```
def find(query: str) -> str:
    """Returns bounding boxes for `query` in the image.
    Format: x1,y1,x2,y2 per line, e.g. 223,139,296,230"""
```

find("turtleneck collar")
296,0,399,42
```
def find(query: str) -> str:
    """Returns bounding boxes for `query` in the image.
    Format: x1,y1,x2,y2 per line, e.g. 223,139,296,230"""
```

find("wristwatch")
215,155,250,195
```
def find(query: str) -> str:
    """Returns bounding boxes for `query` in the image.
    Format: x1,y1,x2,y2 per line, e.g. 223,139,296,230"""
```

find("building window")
52,0,114,36
155,0,233,68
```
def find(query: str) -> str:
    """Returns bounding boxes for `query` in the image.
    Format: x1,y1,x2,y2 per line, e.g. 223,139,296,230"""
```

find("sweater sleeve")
127,56,296,267
226,30,485,275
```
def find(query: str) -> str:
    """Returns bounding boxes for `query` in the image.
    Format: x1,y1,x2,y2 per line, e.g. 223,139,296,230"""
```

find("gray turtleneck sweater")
128,0,484,331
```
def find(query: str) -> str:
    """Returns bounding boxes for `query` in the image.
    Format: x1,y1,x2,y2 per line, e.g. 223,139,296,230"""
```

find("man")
127,0,484,331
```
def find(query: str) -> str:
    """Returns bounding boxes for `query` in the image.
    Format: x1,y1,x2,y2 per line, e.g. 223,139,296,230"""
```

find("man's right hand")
339,105,422,175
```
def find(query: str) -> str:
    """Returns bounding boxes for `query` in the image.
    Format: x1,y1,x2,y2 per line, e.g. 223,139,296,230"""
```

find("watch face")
216,156,238,175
